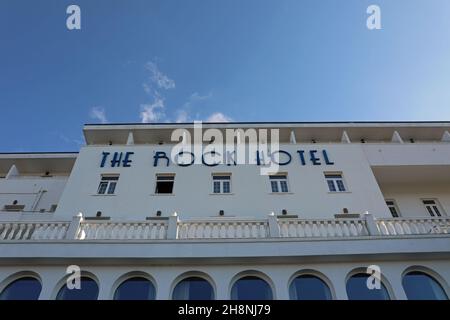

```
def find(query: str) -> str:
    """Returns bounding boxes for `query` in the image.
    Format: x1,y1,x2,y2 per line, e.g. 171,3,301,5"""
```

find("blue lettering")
176,151,195,167
100,152,110,168
153,151,170,167
122,152,134,167
271,150,292,165
309,150,321,165
110,152,123,167
202,151,220,167
323,150,334,165
297,150,306,166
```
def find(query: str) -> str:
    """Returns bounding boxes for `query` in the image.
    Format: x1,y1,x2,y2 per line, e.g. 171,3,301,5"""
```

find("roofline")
84,121,450,126
0,152,79,159
0,152,79,155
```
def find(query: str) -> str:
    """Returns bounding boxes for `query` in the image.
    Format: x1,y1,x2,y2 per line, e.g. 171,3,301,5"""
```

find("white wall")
0,176,68,217
55,143,392,220
380,183,450,218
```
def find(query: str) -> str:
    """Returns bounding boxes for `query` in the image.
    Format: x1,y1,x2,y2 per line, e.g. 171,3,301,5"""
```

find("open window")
155,174,175,194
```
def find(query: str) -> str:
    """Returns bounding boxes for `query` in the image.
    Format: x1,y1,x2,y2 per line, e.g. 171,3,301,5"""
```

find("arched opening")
402,271,448,300
56,276,99,300
346,273,390,300
0,276,42,300
114,277,156,300
231,276,273,300
172,277,214,300
289,274,332,300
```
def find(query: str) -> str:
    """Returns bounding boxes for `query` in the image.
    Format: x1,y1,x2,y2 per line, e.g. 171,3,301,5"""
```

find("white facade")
1,122,450,300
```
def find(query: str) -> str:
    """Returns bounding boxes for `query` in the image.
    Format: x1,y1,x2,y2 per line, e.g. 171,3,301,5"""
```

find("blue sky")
1,0,450,152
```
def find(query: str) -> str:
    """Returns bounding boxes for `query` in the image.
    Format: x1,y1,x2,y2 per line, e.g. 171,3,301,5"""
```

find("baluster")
244,223,252,238
225,223,233,238
210,224,218,238
348,221,357,236
195,223,204,239
203,223,210,238
186,223,195,239
219,223,226,238
303,221,312,237
142,224,151,239
311,221,320,237
57,224,66,239
328,221,336,237
179,224,188,239
279,222,288,237
296,221,304,238
250,223,258,238
15,224,26,240
259,223,267,238
401,221,411,235
149,223,157,239
7,224,18,240
51,224,60,239
22,224,33,240
288,222,297,237
385,221,395,235
319,221,328,237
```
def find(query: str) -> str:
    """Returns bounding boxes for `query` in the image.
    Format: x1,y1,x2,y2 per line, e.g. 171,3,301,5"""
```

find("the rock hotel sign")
98,123,335,174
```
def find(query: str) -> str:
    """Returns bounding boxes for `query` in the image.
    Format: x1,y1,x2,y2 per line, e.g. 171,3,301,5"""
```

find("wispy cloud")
140,95,165,123
139,61,232,123
145,61,175,90
174,92,213,122
89,106,108,124
205,112,233,123
140,61,175,123
58,133,85,147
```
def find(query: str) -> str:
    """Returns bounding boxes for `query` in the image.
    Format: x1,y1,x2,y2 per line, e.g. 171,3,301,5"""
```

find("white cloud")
174,92,213,123
89,106,108,124
145,61,175,90
140,97,165,123
139,61,176,122
188,92,212,103
175,110,189,123
205,112,233,123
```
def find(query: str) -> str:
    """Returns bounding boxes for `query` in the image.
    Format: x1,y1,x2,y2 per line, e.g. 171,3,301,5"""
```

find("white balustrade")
1,216,449,241
0,222,69,240
178,219,268,239
376,218,450,236
77,221,168,240
278,218,369,238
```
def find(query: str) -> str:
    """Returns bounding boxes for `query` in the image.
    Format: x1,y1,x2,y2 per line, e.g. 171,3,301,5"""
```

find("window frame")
269,174,290,194
385,199,401,217
324,172,348,193
422,199,446,217
154,174,176,195
97,174,119,195
211,174,232,194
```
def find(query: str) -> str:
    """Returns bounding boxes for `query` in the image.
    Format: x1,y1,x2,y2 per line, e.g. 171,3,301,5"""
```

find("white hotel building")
0,121,450,300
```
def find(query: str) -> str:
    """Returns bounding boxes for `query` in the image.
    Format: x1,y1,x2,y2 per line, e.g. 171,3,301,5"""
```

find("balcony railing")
178,219,268,239
0,214,449,241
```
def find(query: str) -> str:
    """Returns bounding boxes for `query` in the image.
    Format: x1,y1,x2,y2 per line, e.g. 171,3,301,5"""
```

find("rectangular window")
422,199,445,217
386,199,400,217
269,174,289,193
325,173,347,192
155,174,175,194
97,175,119,195
212,175,231,194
